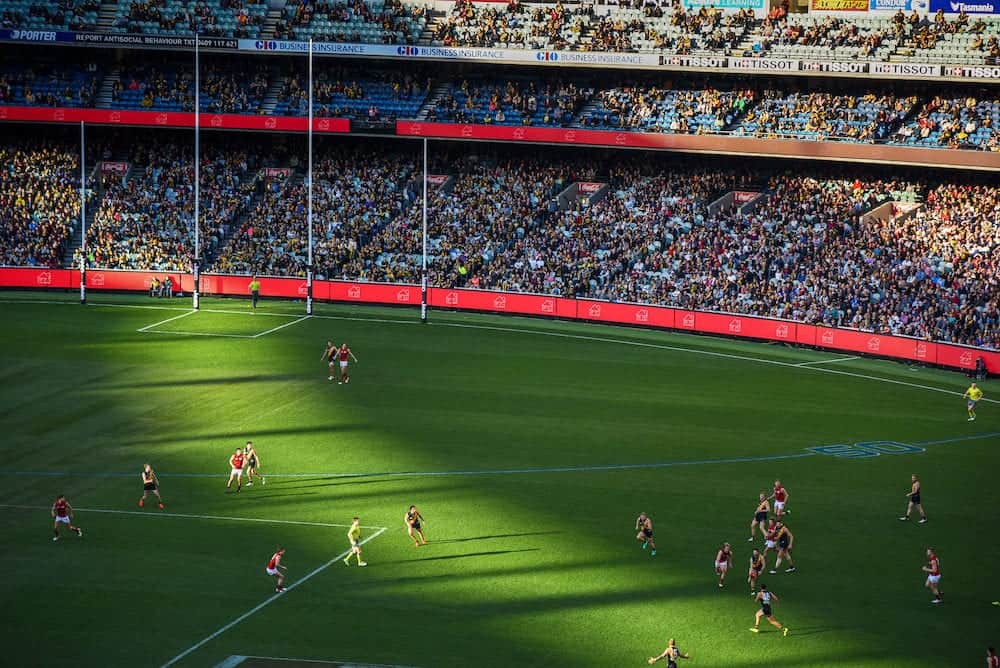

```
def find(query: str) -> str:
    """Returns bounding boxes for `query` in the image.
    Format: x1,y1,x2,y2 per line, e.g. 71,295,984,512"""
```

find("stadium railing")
1,266,996,372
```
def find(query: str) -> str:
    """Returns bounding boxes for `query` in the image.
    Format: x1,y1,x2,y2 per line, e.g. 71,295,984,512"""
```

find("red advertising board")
0,106,350,133
578,182,606,194
1,267,997,371
578,300,673,328
429,288,576,318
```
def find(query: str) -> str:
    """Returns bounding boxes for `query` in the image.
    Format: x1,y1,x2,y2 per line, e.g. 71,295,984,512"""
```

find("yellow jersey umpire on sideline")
248,275,261,312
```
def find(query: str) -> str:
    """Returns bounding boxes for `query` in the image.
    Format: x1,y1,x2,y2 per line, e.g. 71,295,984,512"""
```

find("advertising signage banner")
869,0,912,9
0,106,350,132
812,0,869,9
74,32,236,48
683,0,766,10
929,0,999,12
1,267,997,371
0,29,75,42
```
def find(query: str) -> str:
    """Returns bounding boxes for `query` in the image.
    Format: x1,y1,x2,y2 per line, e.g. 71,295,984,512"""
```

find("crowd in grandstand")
82,142,257,271
427,78,592,126
0,134,996,348
0,141,84,267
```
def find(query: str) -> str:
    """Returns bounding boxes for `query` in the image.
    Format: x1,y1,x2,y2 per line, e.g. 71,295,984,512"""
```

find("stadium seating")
576,84,755,133
0,140,84,267
895,95,1000,150
111,63,269,114
272,68,428,121
275,0,427,45
0,0,99,32
112,0,267,38
732,91,918,142
426,78,592,126
0,62,100,107
83,142,257,270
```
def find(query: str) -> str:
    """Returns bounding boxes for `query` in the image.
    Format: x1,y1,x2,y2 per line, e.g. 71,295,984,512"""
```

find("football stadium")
0,0,998,666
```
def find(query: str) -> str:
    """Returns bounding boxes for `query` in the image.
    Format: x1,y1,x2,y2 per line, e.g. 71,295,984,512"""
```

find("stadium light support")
192,32,201,311
79,121,86,305
306,38,314,316
421,137,428,324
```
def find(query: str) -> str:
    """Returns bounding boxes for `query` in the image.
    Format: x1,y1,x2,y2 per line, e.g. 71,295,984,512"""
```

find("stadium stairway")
261,2,286,40
62,162,104,267
94,67,121,109
202,169,267,268
96,0,119,32
260,72,284,116
413,82,452,120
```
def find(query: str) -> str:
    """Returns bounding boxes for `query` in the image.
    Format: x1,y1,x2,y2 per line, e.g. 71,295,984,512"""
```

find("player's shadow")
432,531,563,544
385,548,540,564
96,373,305,390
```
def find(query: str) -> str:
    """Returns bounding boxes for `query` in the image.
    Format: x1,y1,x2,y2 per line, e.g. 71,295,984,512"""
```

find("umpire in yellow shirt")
248,275,261,312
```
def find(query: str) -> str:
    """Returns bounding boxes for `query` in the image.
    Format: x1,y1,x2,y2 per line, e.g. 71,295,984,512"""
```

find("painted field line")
140,329,256,339
3,297,996,404
794,356,859,367
0,504,385,530
161,527,387,668
137,309,197,332
215,656,420,668
0,432,998,481
253,314,311,338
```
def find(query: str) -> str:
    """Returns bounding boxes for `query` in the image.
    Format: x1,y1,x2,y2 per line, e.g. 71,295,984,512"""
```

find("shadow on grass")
432,531,564,544
121,423,370,447
384,548,540,564
95,373,306,390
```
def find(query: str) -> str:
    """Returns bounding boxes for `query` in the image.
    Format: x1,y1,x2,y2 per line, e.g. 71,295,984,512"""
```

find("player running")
244,441,264,486
343,517,367,567
769,480,789,517
762,517,778,562
923,547,943,604
748,548,765,595
226,448,245,493
899,473,926,523
770,522,796,573
266,548,287,592
647,638,689,666
636,513,656,556
51,495,82,541
321,340,338,381
715,542,733,588
405,505,428,547
335,343,358,385
749,492,770,542
750,584,788,636
138,463,164,509
248,275,261,312
963,383,983,421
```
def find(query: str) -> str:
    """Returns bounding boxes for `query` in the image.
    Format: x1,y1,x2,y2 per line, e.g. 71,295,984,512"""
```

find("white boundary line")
1,297,996,404
161,527,387,668
137,310,197,332
214,656,420,668
0,504,385,530
253,315,312,339
141,329,257,339
794,355,860,367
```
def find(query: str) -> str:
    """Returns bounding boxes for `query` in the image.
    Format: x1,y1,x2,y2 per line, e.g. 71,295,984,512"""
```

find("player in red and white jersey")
923,548,943,604
987,648,999,668
51,495,82,541
226,448,245,493
335,343,358,385
265,548,287,592
714,542,733,588
769,480,789,517
762,518,779,561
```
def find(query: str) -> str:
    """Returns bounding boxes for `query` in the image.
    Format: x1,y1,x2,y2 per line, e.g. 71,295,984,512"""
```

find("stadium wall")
2,267,995,372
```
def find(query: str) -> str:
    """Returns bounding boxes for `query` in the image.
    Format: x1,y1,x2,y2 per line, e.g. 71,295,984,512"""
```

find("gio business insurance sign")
683,0,766,10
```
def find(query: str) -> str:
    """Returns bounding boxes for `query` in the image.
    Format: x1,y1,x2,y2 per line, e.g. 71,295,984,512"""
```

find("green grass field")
1,291,998,668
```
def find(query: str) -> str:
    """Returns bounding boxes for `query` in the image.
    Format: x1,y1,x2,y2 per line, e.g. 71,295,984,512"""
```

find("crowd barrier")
0,106,351,133
1,266,995,372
